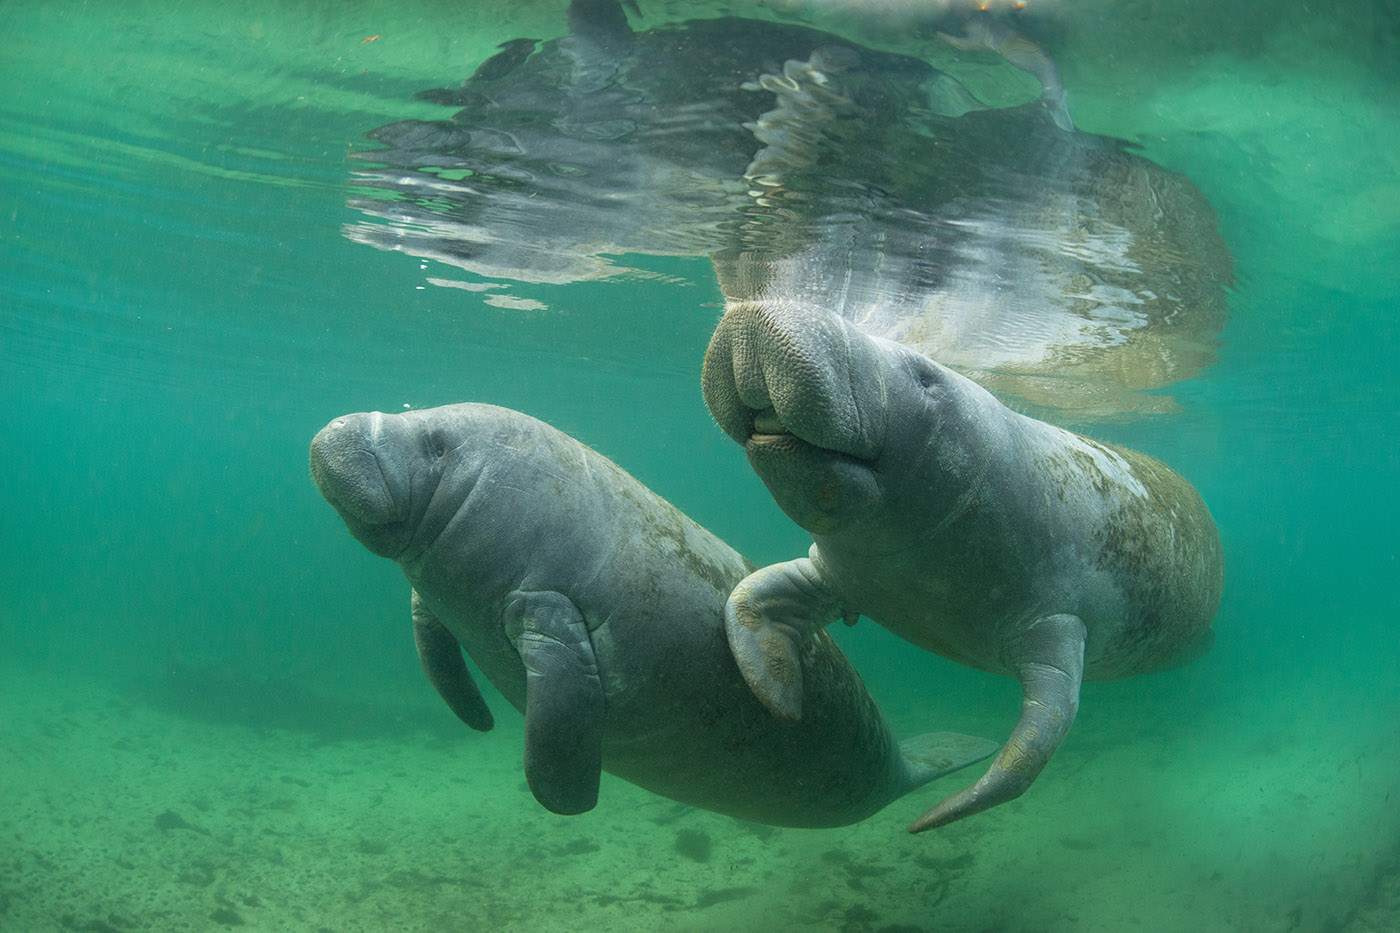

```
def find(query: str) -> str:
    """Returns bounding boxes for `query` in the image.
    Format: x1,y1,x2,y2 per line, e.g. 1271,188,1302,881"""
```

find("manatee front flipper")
504,589,605,816
724,557,851,722
909,613,1087,832
412,590,494,732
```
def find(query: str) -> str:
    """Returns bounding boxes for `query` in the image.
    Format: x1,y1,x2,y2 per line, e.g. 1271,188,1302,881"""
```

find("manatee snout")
702,301,886,461
310,413,410,556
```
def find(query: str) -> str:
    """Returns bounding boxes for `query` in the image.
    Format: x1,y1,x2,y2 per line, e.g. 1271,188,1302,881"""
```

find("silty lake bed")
2,1,1397,931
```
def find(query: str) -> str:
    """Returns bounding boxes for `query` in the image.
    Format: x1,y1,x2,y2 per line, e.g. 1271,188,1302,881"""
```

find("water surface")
2,1,1397,930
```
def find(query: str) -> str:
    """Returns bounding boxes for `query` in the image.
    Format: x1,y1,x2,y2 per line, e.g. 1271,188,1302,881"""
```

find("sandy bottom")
2,657,1395,933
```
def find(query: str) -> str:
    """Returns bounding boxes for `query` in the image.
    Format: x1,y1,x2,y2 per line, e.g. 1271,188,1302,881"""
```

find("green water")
2,1,1396,930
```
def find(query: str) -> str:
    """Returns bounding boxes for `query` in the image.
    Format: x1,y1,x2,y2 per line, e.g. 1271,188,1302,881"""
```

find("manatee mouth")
313,466,400,528
744,406,875,468
749,407,792,442
742,406,880,534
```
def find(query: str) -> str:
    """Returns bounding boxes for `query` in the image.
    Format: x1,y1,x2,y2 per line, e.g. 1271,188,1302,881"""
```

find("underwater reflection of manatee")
344,0,1231,419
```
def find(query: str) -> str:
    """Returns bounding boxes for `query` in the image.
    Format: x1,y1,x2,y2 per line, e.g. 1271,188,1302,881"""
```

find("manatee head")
309,405,492,561
701,300,962,536
700,298,918,529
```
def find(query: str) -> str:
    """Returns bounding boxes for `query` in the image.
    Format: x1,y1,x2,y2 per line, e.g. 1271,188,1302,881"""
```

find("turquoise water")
3,1,1397,930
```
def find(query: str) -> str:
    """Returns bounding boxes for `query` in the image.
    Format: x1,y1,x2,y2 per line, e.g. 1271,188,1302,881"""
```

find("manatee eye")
913,361,939,390
425,431,448,459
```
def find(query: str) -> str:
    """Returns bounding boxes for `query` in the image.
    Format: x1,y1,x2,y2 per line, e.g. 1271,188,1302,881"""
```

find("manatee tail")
898,732,1000,790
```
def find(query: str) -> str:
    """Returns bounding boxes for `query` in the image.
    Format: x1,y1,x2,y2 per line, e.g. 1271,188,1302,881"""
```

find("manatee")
701,301,1224,831
309,402,995,827
346,0,1231,419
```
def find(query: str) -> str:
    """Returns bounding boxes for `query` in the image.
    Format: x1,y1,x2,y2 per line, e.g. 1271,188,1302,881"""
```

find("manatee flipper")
504,589,605,816
412,590,494,732
897,732,1001,790
909,613,1087,832
724,557,850,722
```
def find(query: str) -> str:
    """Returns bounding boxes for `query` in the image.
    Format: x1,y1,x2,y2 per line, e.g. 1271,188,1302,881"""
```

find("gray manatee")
701,301,1224,831
309,402,995,827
